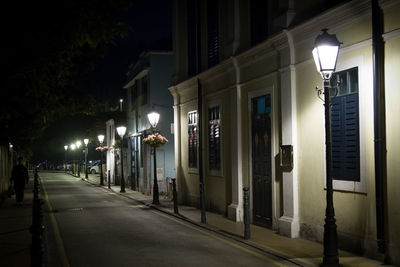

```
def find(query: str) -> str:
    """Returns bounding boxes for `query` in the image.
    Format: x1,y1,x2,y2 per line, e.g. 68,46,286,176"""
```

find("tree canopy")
1,0,132,157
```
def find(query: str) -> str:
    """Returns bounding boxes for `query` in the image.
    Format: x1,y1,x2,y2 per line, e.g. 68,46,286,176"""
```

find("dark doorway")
251,94,272,227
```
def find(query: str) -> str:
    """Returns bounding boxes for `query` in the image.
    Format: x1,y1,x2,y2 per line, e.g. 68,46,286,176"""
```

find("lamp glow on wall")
313,28,341,267
116,126,127,193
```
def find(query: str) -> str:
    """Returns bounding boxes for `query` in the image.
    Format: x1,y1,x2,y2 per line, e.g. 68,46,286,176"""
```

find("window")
330,67,359,182
188,111,198,170
208,106,221,172
207,0,219,68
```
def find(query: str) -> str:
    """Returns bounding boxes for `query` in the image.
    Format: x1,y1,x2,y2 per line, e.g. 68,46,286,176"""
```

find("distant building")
169,0,400,264
123,50,175,196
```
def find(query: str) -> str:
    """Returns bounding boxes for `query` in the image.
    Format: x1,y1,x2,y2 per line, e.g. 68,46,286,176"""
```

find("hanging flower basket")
143,133,168,148
96,146,110,152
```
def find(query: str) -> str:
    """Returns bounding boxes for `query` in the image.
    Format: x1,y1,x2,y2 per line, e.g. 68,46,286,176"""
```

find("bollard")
31,168,44,267
243,187,251,240
171,178,178,214
108,170,111,189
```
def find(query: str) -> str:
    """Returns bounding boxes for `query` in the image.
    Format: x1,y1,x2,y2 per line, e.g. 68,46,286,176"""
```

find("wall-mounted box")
280,145,293,168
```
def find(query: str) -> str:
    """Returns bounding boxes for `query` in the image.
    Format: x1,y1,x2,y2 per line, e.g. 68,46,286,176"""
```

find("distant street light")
76,141,82,177
120,99,124,112
84,138,89,179
98,135,105,186
116,126,127,193
147,111,160,204
64,145,68,172
70,144,76,175
312,28,341,267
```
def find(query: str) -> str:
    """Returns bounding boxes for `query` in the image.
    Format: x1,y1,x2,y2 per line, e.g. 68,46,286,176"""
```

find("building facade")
123,51,175,196
169,0,400,263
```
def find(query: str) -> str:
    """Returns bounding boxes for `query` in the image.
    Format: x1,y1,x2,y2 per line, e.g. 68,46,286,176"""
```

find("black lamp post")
84,138,89,179
64,145,68,172
70,143,76,175
98,135,105,186
148,111,160,204
116,126,127,193
76,140,82,177
312,28,341,266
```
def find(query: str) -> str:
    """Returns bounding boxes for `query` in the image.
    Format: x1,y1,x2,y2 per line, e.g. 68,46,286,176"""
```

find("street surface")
41,172,297,267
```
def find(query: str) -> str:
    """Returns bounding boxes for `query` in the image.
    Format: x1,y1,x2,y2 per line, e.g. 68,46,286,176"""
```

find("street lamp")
70,143,76,175
84,138,89,179
147,111,160,204
116,126,127,193
147,112,160,128
64,145,68,172
98,134,105,186
312,28,341,267
76,140,82,177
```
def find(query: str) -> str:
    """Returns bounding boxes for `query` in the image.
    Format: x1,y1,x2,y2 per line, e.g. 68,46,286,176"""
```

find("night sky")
12,0,173,162
77,0,172,102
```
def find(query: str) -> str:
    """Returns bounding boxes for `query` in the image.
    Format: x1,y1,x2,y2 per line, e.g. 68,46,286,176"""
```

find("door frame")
247,86,277,229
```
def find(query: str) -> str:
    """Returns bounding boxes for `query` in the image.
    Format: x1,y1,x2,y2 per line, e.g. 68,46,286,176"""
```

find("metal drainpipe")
372,0,387,255
198,78,206,223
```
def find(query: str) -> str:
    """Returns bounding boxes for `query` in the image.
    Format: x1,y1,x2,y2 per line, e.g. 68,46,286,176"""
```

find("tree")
1,0,132,156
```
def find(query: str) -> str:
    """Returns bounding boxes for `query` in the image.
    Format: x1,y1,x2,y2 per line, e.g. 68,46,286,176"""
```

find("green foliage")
1,0,132,157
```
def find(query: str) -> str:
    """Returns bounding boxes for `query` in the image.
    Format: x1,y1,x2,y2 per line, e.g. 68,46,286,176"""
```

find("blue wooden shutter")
331,93,360,181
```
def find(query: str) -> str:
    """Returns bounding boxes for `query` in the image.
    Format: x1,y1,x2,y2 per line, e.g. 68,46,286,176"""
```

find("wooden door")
251,94,272,227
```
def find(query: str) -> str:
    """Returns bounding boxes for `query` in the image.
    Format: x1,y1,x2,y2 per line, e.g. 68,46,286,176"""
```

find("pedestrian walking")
10,156,29,205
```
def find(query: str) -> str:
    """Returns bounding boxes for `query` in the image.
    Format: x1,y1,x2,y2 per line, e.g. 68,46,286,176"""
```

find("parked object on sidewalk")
10,156,29,204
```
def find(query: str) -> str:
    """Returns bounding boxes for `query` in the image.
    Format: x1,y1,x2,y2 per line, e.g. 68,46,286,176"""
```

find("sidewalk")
81,173,389,267
0,181,32,267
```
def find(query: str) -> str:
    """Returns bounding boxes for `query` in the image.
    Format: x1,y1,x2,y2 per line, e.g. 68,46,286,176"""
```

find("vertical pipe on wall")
372,0,387,254
198,79,206,223
195,0,206,224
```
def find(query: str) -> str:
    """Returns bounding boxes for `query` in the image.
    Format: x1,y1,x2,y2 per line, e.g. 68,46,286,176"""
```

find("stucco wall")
295,2,400,259
385,34,400,261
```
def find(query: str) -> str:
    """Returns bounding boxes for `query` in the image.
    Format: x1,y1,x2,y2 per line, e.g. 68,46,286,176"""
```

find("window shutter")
331,93,360,181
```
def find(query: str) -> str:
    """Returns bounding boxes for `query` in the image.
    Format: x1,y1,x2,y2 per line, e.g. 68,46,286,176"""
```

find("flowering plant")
96,146,110,152
143,133,168,147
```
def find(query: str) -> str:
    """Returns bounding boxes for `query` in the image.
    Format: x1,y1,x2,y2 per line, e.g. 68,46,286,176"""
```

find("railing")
30,168,44,267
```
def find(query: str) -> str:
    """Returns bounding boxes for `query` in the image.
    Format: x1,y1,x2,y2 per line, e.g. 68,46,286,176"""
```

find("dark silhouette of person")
10,156,29,205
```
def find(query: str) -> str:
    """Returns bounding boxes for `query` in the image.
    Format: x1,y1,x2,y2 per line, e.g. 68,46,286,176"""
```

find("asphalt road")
41,172,296,267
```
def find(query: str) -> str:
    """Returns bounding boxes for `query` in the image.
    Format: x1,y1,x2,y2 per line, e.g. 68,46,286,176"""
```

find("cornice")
289,0,371,44
123,69,149,89
383,28,400,41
